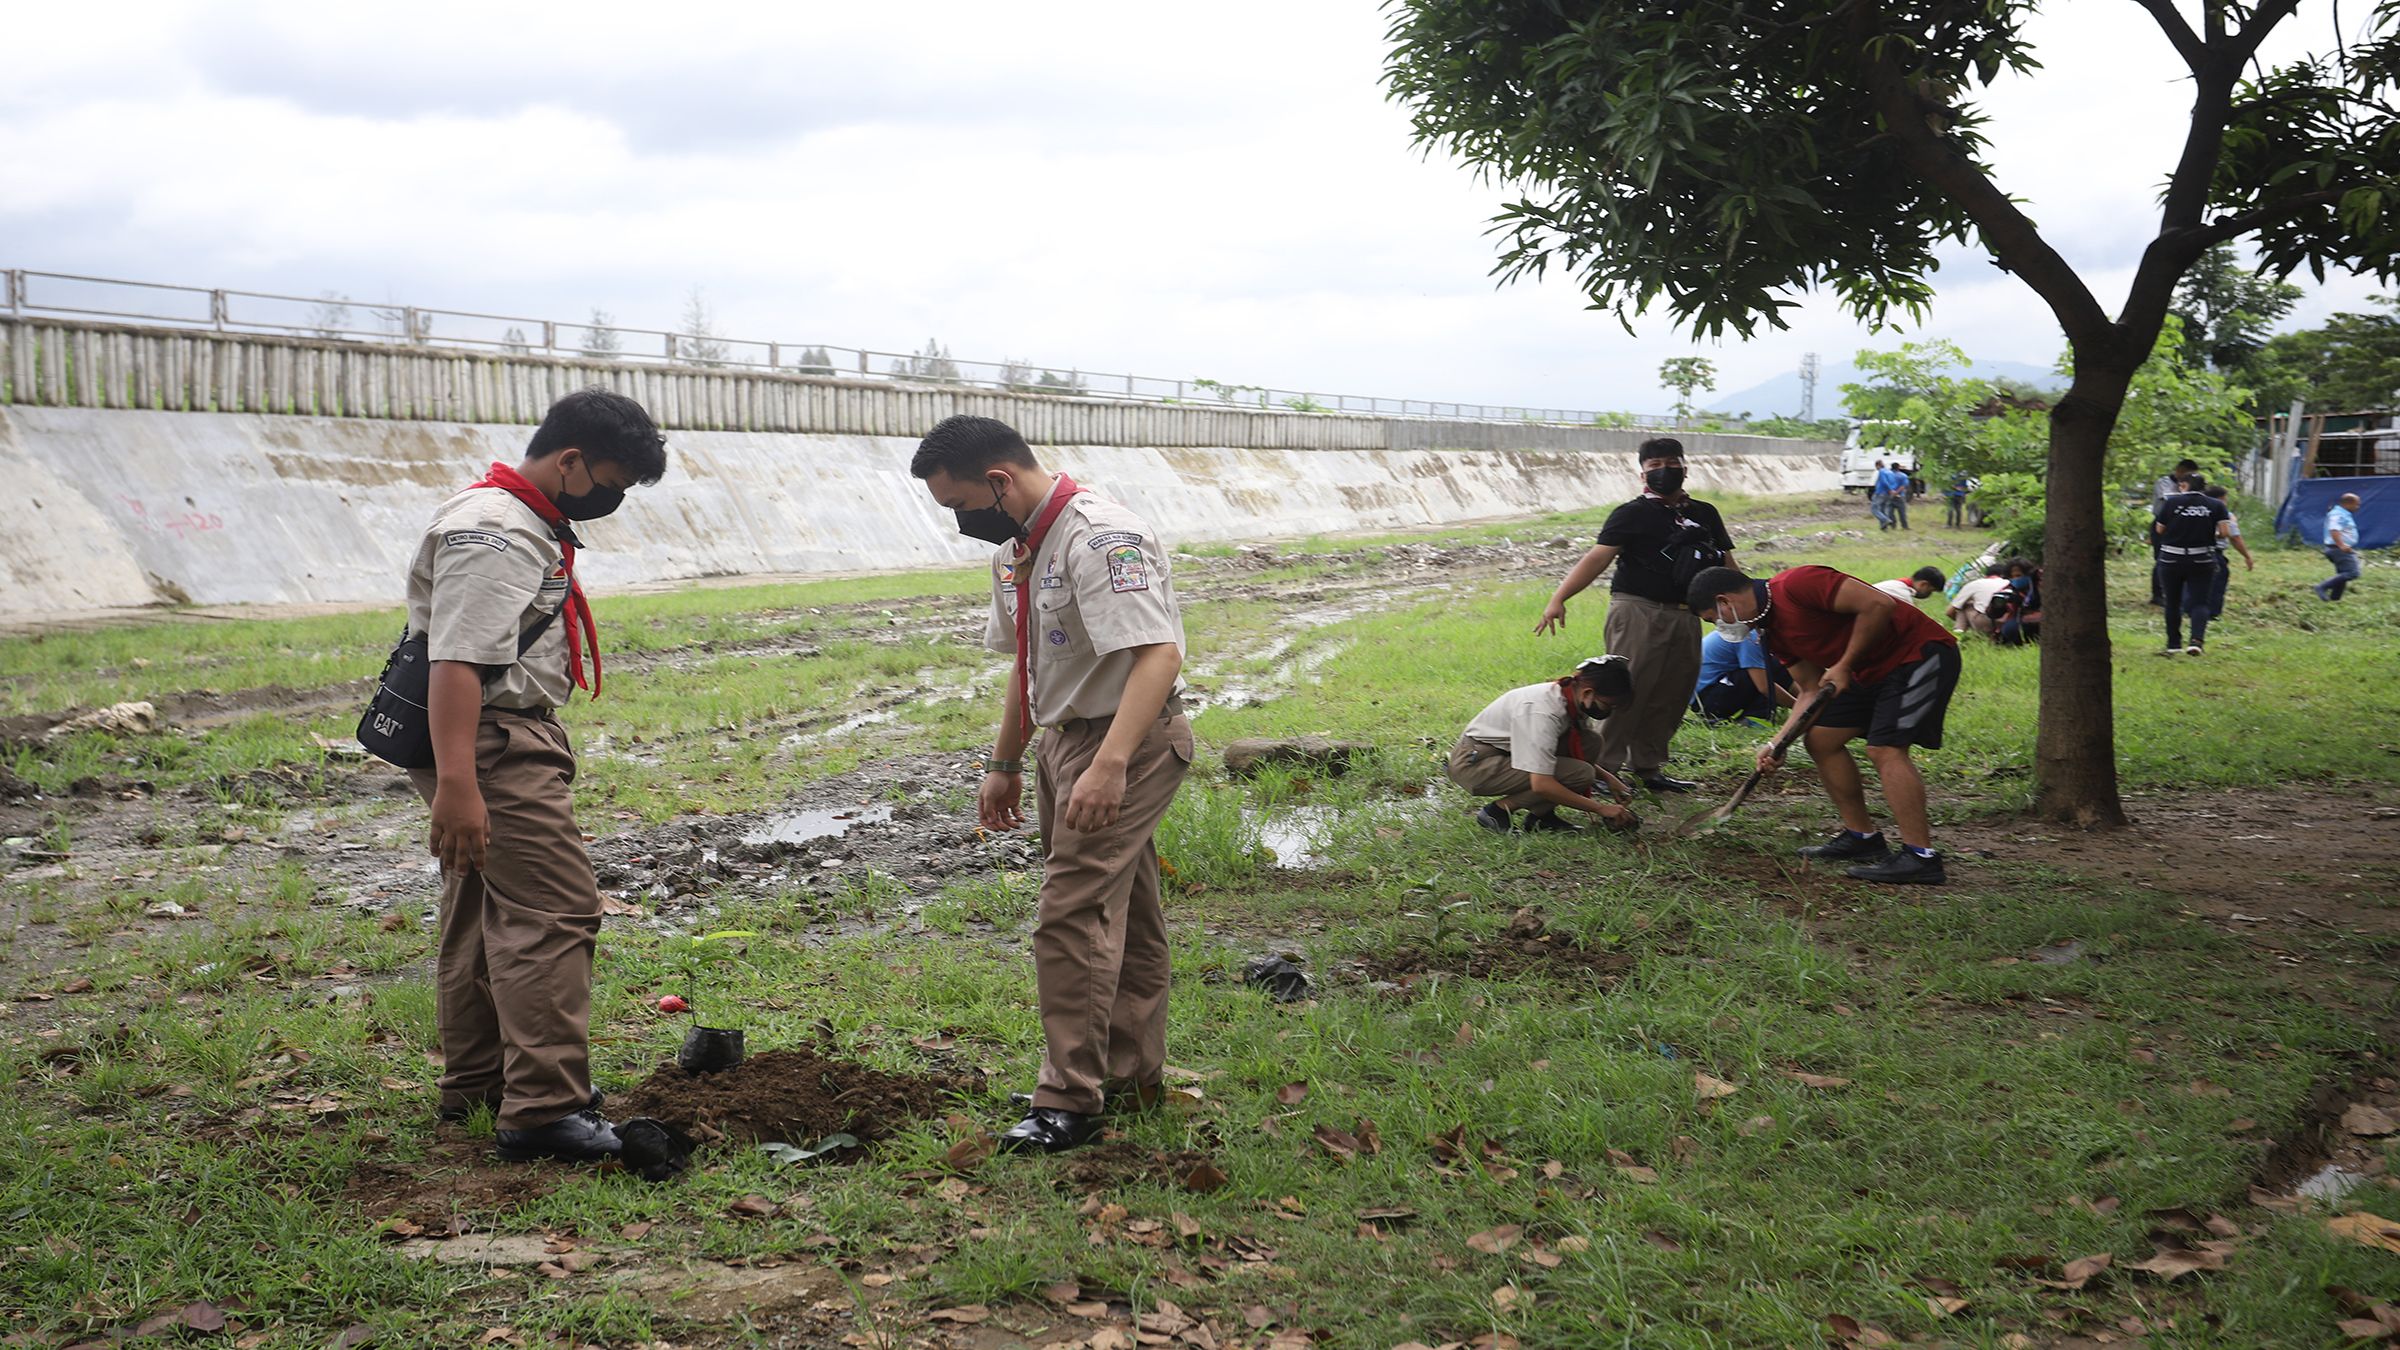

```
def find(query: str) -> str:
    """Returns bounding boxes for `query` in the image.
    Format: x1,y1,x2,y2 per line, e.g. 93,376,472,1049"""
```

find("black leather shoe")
1522,811,1580,833
996,1107,1102,1154
1799,830,1890,862
495,1108,623,1164
1640,773,1698,793
1475,802,1514,833
1846,849,1947,886
440,1087,604,1125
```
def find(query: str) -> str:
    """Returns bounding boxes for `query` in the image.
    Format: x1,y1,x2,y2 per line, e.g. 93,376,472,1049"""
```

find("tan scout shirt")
984,485,1186,726
406,486,573,710
1461,681,1602,777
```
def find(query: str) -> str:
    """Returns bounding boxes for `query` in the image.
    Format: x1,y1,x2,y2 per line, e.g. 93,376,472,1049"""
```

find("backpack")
356,609,560,769
1662,521,1727,597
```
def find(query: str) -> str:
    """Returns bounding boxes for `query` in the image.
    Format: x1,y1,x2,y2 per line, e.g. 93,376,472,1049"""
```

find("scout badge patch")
1106,544,1150,593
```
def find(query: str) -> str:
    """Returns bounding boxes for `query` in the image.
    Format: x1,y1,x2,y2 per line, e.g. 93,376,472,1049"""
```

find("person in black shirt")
1536,437,1733,792
2152,472,2232,656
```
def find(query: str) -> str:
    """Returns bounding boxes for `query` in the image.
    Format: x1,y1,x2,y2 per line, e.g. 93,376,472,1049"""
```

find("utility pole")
1798,352,1820,421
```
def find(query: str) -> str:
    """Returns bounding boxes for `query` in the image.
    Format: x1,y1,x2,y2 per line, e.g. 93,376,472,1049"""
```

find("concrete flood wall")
0,406,1837,615
0,319,1838,615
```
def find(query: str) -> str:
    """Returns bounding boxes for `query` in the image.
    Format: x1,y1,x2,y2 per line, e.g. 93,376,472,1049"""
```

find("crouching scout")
911,415,1193,1154
408,388,667,1163
1447,656,1642,834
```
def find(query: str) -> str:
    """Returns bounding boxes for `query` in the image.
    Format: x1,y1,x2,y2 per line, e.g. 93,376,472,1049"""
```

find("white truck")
1840,420,1916,493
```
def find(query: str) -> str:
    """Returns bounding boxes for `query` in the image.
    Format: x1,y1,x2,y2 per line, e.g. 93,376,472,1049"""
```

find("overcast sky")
3,1,2386,414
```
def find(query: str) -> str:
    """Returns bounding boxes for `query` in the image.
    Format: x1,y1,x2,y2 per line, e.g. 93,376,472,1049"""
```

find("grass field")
2,496,2396,1349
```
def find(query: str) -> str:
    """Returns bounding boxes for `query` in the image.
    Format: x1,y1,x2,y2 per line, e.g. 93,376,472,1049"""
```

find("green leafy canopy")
1384,1,2040,338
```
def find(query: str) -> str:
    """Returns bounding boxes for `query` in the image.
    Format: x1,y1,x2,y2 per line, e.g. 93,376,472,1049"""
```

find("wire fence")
1,267,1676,428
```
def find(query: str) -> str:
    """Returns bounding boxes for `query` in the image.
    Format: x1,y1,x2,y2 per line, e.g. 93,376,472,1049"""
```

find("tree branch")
1851,8,2114,345
2130,0,2207,71
2230,0,2307,65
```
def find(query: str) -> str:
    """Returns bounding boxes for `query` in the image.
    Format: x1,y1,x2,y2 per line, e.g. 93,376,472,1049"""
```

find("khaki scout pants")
1446,735,1598,806
408,708,603,1132
1595,594,1702,777
1030,709,1195,1114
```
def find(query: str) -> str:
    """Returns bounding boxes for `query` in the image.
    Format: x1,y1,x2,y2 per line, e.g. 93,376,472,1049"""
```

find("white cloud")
1,0,2383,414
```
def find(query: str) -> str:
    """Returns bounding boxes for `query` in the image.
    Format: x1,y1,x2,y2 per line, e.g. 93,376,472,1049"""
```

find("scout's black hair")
2203,483,2229,499
2184,472,2208,491
1571,656,1635,699
525,388,668,484
912,415,1038,478
1685,564,1750,613
1635,436,1684,466
2173,457,2199,473
1910,566,1945,589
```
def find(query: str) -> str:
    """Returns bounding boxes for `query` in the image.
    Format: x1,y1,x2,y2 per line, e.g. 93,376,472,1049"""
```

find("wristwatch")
983,758,1023,774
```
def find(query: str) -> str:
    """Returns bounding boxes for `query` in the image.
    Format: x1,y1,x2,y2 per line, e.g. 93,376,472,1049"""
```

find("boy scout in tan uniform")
406,388,668,1164
911,415,1192,1153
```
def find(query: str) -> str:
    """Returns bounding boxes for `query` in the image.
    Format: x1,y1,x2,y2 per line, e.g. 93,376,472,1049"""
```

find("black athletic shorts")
1816,639,1961,749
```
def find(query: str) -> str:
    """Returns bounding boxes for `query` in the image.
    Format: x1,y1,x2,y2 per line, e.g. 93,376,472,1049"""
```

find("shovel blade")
1673,802,1737,837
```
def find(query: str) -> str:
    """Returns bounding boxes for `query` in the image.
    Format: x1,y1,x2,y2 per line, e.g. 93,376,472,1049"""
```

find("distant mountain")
1706,358,2065,419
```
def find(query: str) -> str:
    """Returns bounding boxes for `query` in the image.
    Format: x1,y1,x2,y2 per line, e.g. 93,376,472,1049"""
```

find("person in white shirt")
1872,567,1946,603
1448,657,1642,834
1947,566,2010,637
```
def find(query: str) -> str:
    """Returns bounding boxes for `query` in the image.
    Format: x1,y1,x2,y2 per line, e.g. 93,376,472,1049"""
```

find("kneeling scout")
1448,656,1641,834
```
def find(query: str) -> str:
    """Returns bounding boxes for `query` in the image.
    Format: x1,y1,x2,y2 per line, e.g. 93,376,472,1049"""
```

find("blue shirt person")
2317,494,2365,601
1691,630,1790,724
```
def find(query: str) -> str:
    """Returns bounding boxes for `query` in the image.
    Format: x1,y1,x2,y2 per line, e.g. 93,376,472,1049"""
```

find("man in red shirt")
1686,564,1961,885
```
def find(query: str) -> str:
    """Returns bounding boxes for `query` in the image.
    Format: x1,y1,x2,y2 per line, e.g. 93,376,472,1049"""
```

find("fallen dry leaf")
1739,1114,1776,1137
1356,1117,1383,1155
2128,1239,2233,1281
1467,1224,1524,1255
2328,1212,2400,1255
619,1221,653,1240
1276,1081,1309,1106
1064,1300,1109,1317
926,1305,991,1324
1491,1283,1525,1310
1784,1070,1852,1089
2343,1103,2400,1138
327,1326,376,1348
1179,1161,1230,1193
943,1134,995,1170
1558,1234,1594,1253
2034,1252,2113,1291
1311,1124,1362,1160
1605,1148,1658,1184
1694,1071,1740,1101
726,1194,779,1218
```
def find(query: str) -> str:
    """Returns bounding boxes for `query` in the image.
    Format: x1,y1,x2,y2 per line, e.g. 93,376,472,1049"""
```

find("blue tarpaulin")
2275,476,2400,550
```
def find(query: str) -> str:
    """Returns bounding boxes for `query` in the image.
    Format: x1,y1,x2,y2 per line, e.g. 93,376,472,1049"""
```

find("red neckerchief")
1556,678,1587,762
467,462,602,697
1011,474,1088,730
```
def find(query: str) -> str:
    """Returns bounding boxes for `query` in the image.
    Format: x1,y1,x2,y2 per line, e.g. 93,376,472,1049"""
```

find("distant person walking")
1867,459,1893,530
1875,461,1912,530
1536,436,1732,794
2316,492,2364,601
2198,483,2254,622
2153,472,2232,655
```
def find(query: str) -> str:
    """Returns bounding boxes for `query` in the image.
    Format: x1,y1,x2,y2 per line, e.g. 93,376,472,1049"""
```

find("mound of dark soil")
610,1047,974,1146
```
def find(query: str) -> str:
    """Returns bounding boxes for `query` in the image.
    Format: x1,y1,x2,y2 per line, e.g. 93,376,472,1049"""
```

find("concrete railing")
0,317,1836,458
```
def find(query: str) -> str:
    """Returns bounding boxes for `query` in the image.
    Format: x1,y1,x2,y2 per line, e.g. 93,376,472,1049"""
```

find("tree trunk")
2032,358,2135,828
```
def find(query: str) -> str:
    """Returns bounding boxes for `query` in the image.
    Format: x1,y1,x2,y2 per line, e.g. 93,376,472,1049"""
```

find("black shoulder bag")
1661,518,1728,598
356,609,561,769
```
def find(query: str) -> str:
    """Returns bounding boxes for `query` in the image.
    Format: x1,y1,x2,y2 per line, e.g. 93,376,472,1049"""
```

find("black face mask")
1645,466,1687,496
554,484,624,521
954,482,1022,545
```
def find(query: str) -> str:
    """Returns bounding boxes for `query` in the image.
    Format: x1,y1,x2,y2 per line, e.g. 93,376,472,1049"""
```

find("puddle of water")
2294,1164,2368,1202
1248,792,1442,868
781,709,897,748
1255,805,1336,867
741,804,894,847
